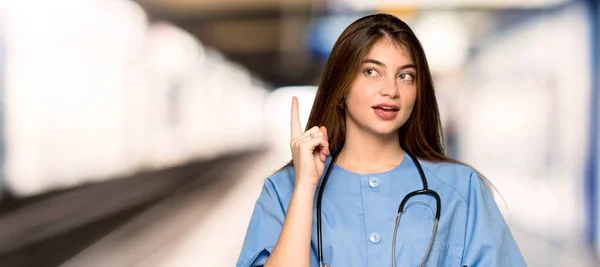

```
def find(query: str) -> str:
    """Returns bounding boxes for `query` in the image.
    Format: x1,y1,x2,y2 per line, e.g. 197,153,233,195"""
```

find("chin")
369,124,401,137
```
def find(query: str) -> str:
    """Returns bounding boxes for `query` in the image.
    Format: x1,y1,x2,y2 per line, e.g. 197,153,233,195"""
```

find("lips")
373,106,398,111
372,103,399,120
372,103,399,111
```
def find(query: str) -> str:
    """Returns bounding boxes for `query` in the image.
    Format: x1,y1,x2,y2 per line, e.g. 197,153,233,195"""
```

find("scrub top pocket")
412,239,463,267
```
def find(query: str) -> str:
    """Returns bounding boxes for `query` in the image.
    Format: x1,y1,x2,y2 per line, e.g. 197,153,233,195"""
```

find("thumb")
319,126,329,155
319,126,328,141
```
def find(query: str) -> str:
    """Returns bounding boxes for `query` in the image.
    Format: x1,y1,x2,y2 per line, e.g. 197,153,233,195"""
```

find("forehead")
364,38,413,65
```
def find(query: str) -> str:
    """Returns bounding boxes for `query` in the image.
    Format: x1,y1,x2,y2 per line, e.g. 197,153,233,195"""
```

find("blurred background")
0,0,599,266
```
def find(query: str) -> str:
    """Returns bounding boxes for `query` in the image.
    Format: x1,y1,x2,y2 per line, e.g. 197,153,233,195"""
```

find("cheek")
399,86,417,118
347,80,378,108
403,86,417,107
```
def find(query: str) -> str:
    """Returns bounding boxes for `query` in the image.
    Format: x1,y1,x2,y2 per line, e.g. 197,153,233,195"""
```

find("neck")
336,127,404,173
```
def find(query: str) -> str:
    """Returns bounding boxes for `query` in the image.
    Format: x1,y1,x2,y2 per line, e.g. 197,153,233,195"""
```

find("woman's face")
344,38,417,137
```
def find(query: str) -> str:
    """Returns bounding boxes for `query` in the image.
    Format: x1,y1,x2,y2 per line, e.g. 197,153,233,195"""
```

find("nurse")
236,13,526,267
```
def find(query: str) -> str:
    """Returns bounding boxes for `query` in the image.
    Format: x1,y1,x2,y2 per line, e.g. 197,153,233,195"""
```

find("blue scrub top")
236,151,527,266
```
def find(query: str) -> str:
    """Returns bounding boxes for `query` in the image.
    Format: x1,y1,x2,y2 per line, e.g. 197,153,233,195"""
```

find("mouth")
372,104,399,120
372,104,399,112
372,106,399,111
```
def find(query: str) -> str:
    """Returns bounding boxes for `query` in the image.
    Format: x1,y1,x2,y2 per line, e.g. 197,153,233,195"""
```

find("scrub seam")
419,163,468,204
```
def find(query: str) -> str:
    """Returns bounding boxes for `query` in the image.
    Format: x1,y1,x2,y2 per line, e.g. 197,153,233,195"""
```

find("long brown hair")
274,13,501,209
279,13,454,172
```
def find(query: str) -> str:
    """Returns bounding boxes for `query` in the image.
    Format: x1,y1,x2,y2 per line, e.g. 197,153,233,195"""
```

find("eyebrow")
362,59,416,71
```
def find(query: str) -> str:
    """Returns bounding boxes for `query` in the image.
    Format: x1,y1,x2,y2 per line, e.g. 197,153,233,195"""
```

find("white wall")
457,4,592,243
2,0,269,197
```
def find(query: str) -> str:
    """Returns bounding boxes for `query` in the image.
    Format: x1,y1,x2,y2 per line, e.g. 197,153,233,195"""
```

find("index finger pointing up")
290,96,302,139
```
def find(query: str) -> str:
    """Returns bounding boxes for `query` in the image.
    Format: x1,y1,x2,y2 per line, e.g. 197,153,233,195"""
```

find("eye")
398,73,415,82
363,68,379,78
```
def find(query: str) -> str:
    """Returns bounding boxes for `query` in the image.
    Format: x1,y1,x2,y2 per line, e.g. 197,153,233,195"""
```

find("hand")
290,96,330,187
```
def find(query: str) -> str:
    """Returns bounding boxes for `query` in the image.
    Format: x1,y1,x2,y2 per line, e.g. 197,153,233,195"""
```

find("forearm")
265,181,316,267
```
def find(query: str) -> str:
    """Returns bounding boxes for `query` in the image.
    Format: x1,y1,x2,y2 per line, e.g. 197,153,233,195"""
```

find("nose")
379,77,399,98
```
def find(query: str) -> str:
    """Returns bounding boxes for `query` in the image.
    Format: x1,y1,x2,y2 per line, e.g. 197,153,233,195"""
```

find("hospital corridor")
2,147,598,266
1,0,600,266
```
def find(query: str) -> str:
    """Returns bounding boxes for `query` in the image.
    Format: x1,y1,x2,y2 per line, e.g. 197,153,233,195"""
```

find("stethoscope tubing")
316,142,441,267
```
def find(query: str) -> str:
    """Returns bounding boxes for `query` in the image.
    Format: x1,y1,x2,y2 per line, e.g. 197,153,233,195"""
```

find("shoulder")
416,159,483,203
263,155,339,199
261,165,296,202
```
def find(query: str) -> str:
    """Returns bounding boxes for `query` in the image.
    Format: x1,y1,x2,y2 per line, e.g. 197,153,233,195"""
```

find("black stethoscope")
316,141,442,267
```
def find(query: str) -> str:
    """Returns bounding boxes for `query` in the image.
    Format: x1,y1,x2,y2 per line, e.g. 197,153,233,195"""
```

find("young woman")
236,13,526,267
